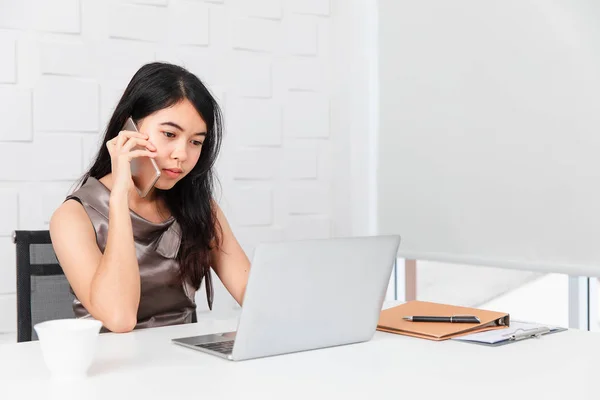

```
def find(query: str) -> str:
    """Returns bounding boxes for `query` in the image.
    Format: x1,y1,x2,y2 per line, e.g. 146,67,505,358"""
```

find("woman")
50,62,251,333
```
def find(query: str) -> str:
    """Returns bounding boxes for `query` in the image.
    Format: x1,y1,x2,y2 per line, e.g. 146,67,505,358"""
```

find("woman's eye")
163,131,176,138
192,140,203,146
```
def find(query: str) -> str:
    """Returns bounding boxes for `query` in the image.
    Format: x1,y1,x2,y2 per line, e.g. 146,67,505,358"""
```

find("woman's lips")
162,168,182,178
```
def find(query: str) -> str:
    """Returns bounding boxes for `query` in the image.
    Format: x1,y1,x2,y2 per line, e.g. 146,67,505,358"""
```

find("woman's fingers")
119,130,147,139
107,131,153,152
127,149,157,160
121,137,156,152
116,132,128,149
116,130,147,148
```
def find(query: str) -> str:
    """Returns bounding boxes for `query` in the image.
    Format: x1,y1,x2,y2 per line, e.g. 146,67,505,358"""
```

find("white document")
452,321,563,345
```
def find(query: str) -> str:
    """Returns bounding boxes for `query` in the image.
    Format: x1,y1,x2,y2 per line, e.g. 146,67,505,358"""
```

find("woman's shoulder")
49,197,95,241
52,177,102,225
66,177,111,214
51,196,87,220
50,177,110,238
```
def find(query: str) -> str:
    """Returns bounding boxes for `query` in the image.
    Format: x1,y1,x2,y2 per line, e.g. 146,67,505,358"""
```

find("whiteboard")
377,1,600,276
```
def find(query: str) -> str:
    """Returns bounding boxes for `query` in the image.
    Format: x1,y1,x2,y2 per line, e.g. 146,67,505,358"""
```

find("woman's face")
137,99,207,191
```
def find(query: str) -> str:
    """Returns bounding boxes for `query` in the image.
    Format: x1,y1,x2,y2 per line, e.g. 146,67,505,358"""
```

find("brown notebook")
377,300,510,341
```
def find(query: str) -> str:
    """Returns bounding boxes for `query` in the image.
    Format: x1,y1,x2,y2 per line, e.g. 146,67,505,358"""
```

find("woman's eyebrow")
161,121,206,136
160,121,184,131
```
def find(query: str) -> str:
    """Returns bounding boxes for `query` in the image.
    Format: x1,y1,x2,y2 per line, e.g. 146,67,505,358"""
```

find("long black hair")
77,62,223,306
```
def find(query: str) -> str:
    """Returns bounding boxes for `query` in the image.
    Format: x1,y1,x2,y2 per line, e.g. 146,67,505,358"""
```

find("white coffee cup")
34,319,103,380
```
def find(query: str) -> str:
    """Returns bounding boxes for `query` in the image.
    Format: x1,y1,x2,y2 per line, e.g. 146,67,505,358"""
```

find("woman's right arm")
50,194,140,332
49,130,156,333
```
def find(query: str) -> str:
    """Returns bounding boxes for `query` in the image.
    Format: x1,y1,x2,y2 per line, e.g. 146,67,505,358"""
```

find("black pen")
402,315,481,323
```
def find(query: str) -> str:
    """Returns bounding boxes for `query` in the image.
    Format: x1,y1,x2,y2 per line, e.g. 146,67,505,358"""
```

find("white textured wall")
0,0,362,334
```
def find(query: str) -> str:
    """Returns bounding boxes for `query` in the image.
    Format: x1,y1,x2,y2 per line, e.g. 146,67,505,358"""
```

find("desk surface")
0,307,598,400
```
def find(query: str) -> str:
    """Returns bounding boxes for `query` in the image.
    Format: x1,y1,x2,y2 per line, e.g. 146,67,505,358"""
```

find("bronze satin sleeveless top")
65,177,212,331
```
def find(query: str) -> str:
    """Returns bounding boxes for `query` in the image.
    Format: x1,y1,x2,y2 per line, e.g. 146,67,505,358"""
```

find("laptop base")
172,332,237,360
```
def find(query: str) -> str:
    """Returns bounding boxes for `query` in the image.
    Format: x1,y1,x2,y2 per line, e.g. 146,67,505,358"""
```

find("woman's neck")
99,174,171,223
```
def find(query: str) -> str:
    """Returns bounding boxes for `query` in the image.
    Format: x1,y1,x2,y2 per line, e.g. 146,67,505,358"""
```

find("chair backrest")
13,230,75,342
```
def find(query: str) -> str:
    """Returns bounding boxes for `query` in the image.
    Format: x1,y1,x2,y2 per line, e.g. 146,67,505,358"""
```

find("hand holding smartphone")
123,117,161,198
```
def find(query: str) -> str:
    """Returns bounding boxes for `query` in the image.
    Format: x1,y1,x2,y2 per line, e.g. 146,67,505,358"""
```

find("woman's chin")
154,179,177,191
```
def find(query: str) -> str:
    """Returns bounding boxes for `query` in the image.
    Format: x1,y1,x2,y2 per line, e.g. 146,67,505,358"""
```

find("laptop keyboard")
194,340,234,354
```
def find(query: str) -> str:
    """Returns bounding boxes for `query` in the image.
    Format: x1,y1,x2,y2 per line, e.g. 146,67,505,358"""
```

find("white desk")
0,309,598,400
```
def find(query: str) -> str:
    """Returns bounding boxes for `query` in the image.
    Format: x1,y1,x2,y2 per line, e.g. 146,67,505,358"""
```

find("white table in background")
0,307,598,400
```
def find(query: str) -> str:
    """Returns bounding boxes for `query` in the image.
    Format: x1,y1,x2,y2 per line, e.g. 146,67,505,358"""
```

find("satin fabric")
65,177,213,331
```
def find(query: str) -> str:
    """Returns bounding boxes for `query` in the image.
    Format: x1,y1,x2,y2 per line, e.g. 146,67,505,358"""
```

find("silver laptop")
172,235,401,361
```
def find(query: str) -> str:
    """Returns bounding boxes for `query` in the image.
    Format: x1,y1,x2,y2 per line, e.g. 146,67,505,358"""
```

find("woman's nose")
171,143,188,161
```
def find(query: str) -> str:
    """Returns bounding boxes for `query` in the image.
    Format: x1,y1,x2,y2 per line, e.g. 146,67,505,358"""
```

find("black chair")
13,230,198,340
13,230,75,342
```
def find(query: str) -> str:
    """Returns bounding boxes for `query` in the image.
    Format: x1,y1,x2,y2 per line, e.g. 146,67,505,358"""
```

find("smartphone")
123,117,161,198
